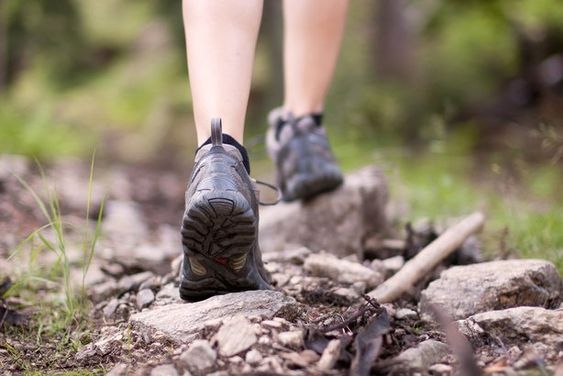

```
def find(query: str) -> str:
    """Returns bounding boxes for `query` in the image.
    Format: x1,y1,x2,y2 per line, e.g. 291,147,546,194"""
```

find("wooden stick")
368,212,485,303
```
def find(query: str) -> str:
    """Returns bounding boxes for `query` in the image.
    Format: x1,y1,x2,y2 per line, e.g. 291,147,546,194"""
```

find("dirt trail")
0,156,561,375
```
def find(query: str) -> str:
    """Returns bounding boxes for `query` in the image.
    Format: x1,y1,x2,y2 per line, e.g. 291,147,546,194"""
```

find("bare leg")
183,0,263,145
282,0,349,117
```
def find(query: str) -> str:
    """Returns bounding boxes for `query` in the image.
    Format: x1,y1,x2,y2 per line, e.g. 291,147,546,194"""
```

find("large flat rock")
420,259,562,320
259,166,388,257
457,307,563,349
130,290,296,344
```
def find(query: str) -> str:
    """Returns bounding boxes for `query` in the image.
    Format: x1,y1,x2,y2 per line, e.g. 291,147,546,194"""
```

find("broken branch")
368,212,486,303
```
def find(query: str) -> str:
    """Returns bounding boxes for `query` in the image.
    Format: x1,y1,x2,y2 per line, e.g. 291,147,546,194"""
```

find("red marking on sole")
214,257,228,266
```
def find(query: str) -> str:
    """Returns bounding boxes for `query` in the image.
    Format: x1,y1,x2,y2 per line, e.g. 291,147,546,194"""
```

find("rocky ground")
0,155,562,375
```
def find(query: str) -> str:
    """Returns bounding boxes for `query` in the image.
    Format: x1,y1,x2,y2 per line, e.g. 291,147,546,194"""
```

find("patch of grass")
4,157,105,372
327,131,563,273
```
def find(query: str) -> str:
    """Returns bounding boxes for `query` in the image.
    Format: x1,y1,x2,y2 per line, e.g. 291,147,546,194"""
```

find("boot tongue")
210,118,223,147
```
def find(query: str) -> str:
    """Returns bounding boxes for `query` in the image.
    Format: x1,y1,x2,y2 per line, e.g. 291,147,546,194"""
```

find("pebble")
150,364,178,376
118,271,153,292
103,298,120,318
278,330,304,348
304,253,384,288
214,316,257,356
332,287,360,302
382,255,405,273
428,363,453,374
245,349,263,365
136,289,155,310
261,320,283,329
318,339,342,370
179,339,216,372
395,308,418,320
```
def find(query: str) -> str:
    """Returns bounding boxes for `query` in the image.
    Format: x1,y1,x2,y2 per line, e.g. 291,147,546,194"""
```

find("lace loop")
253,178,281,206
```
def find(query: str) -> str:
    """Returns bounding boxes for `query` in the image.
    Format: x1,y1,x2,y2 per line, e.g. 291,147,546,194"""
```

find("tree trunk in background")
375,0,415,81
0,0,6,91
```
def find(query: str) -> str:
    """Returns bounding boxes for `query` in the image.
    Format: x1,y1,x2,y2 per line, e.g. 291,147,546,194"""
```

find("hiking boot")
180,118,271,301
266,108,343,202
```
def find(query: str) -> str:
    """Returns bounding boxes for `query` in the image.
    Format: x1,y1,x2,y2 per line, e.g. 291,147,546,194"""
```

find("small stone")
214,316,257,356
272,273,291,287
139,275,161,291
179,339,216,372
106,363,128,376
261,320,283,329
118,271,154,293
278,330,304,348
318,339,341,370
103,298,120,318
150,364,178,376
395,308,418,320
155,283,180,302
428,363,452,375
351,281,367,294
332,287,360,303
258,336,271,346
382,255,405,273
229,356,244,364
304,253,384,288
299,349,320,364
89,280,118,302
245,349,263,365
376,340,449,374
136,289,155,310
94,331,123,356
281,352,310,368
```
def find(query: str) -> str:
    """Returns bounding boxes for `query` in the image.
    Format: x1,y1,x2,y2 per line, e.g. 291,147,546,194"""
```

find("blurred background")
1,0,562,268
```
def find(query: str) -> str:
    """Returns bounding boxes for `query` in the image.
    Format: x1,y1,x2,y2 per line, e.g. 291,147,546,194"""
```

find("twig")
368,212,485,303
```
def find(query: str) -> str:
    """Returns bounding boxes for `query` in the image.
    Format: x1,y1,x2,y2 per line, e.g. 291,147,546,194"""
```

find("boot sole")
179,190,270,301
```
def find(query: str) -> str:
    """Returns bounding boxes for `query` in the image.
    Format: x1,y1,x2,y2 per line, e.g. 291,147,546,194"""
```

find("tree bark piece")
368,212,485,303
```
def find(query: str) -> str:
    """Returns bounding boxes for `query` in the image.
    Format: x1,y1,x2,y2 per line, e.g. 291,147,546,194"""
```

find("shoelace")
252,178,281,206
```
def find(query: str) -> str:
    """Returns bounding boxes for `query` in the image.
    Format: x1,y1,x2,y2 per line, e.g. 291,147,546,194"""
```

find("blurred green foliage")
0,0,561,269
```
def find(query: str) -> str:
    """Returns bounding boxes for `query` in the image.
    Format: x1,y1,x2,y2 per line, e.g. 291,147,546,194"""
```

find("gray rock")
457,307,563,349
180,339,217,372
130,290,296,343
155,283,181,304
245,349,263,365
428,363,452,374
106,363,128,376
94,330,123,356
136,289,155,310
304,253,384,289
214,316,257,356
318,339,342,370
150,364,178,376
259,166,388,257
118,271,154,293
382,255,405,273
332,287,361,303
88,279,118,303
395,308,418,320
103,298,120,318
277,330,304,349
376,340,449,374
420,259,562,319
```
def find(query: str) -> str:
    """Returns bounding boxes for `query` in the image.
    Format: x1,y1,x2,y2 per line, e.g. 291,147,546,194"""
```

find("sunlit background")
1,0,562,269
